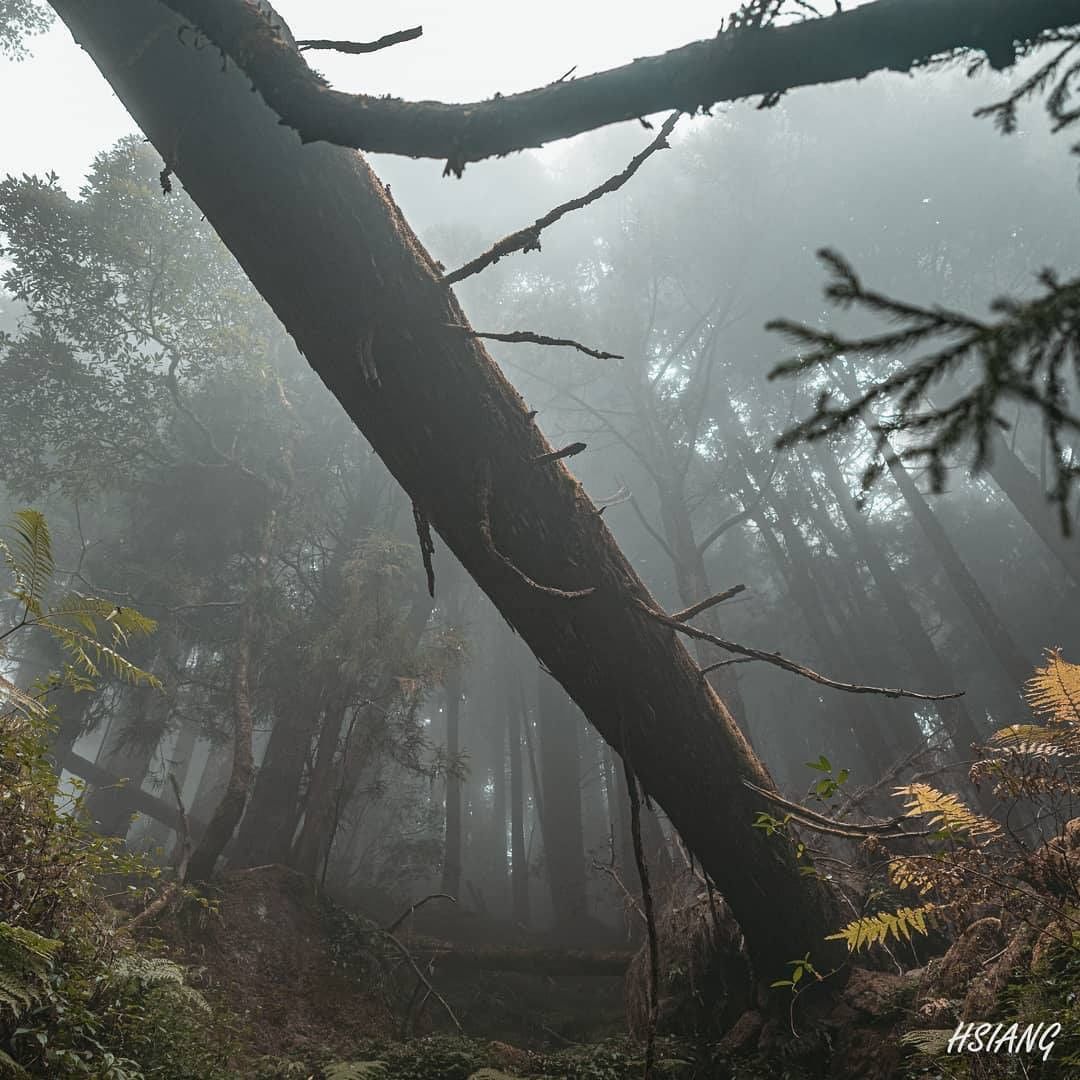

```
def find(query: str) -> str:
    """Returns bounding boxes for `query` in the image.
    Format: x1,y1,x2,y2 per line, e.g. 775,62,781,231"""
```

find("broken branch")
450,325,623,360
671,584,746,622
444,111,679,283
297,26,422,54
531,442,587,465
637,599,964,701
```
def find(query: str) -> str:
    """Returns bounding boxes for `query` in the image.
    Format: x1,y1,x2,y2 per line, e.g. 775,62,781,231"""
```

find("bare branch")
696,507,756,555
478,462,596,599
297,26,422,54
742,779,937,840
699,657,757,676
450,325,623,360
444,112,680,283
385,891,457,935
627,492,678,563
531,441,587,465
158,0,1075,168
637,599,965,701
671,584,747,622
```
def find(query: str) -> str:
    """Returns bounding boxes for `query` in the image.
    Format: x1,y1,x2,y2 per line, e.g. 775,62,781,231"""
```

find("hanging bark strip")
412,503,437,597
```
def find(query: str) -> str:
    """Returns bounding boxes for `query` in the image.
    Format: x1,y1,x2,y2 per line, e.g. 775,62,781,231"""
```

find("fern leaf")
826,905,935,953
894,783,1000,839
0,674,46,720
1026,648,1080,725
0,923,61,1018
324,1064,390,1080
5,510,54,617
888,856,937,896
901,1029,956,1056
41,622,160,689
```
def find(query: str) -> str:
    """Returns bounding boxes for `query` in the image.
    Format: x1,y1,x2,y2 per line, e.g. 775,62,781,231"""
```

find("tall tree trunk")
290,696,349,879
715,402,906,772
812,442,982,753
537,670,589,936
984,430,1080,587
233,690,320,866
187,631,256,881
84,681,169,837
508,678,530,927
440,659,464,899
52,0,843,976
883,444,1031,688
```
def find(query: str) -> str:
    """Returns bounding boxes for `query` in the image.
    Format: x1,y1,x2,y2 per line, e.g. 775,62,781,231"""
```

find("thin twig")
699,657,757,677
380,928,463,1034
449,325,623,360
637,599,964,702
478,462,595,600
444,111,680,284
742,779,937,839
385,892,457,935
671,584,746,622
627,493,677,563
296,26,422,54
125,774,191,931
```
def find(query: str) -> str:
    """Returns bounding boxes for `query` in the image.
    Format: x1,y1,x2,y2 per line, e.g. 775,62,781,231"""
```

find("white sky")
0,1,747,191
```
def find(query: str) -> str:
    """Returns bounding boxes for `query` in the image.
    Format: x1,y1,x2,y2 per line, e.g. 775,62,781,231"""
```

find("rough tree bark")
46,0,909,975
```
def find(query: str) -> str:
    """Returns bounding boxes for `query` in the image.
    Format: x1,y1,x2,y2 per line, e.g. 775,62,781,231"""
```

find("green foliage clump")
0,705,232,1078
0,509,233,1077
322,1036,702,1080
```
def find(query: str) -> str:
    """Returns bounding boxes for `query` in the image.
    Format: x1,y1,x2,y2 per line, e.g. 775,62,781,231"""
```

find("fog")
2,3,1079,1076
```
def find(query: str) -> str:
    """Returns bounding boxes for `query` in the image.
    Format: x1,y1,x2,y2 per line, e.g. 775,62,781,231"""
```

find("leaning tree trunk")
51,0,843,977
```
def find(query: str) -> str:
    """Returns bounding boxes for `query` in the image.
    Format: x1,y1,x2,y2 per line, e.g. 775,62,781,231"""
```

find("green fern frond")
104,955,211,1015
901,1028,956,1057
1026,648,1080,725
323,1063,390,1080
894,783,1000,839
41,622,160,689
0,922,61,1018
0,673,46,719
826,904,935,953
3,510,54,617
0,1046,30,1077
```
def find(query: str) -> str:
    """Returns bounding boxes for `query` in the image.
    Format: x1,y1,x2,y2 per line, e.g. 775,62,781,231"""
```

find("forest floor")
136,865,945,1080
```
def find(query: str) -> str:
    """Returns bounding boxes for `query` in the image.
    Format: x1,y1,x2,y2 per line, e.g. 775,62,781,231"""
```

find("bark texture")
51,0,842,976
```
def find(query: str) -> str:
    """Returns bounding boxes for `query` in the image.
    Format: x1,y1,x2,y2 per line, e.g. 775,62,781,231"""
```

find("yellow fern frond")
826,905,935,953
1025,648,1080,725
888,856,937,896
894,783,1000,840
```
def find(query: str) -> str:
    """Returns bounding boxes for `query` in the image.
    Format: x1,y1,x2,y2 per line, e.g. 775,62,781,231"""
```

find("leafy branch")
767,249,1080,530
0,510,160,697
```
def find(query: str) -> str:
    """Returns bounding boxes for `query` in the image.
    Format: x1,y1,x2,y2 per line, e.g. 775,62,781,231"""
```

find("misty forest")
4,1,1080,1078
